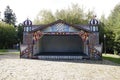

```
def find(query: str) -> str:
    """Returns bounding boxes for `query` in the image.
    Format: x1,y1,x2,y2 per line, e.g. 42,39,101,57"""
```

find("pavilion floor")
35,52,87,56
34,52,89,60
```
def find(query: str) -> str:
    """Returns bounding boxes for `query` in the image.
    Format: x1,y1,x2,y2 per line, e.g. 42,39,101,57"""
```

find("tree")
55,4,86,24
34,10,55,24
34,4,94,25
0,22,17,49
99,14,106,51
104,3,120,54
4,6,16,26
17,23,24,43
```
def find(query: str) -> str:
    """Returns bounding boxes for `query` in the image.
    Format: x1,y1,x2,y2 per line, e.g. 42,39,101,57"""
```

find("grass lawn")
0,52,20,55
102,54,120,64
0,49,8,52
0,49,20,55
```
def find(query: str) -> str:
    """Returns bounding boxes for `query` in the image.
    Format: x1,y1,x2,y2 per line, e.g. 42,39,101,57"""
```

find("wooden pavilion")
20,19,102,60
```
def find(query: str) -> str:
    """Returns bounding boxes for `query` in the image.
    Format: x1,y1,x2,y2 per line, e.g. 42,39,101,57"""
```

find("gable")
42,22,80,32
31,20,91,33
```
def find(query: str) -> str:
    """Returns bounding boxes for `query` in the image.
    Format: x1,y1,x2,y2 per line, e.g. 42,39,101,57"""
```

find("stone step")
38,56,84,60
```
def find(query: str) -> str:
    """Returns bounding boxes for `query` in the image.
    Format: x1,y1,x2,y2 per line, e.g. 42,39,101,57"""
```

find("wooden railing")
90,44,102,60
20,44,32,58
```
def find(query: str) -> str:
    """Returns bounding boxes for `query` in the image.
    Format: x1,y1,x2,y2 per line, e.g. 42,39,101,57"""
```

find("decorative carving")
79,30,89,41
33,31,43,42
52,23,69,32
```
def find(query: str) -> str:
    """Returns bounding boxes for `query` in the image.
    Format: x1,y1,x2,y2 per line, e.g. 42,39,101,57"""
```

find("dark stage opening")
38,35,85,56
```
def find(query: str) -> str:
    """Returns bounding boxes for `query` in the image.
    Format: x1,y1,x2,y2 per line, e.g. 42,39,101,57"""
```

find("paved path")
7,49,19,52
0,53,120,80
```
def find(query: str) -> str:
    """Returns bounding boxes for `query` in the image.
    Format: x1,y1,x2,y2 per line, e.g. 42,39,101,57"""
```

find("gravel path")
0,54,120,80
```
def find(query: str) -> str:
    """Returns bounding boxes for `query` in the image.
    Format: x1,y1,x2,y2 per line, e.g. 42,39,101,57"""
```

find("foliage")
34,4,94,25
3,6,16,26
105,30,115,53
34,10,55,24
0,22,17,49
103,3,120,54
98,21,105,43
17,24,24,43
55,4,86,24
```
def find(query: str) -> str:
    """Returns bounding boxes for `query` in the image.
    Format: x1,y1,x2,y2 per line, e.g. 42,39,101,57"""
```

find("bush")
0,22,17,49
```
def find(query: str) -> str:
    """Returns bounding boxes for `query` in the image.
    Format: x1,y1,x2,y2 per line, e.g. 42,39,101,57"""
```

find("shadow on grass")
0,49,8,52
103,56,120,64
0,54,5,55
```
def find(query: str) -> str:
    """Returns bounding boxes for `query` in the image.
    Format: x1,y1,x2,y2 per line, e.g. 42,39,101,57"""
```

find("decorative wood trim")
29,19,92,33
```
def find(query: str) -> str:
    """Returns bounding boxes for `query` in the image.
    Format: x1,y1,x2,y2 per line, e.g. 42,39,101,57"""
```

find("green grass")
0,49,20,55
0,52,20,55
0,49,8,52
102,54,120,64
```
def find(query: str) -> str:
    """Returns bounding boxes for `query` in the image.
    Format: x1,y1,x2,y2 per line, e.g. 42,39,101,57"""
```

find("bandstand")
20,18,102,60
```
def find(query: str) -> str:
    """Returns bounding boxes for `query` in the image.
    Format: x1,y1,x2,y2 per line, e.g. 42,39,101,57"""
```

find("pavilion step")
37,56,86,60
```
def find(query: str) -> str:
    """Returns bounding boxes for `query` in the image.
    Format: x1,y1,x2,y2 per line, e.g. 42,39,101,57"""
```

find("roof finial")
89,15,99,25
27,17,29,20
93,15,97,19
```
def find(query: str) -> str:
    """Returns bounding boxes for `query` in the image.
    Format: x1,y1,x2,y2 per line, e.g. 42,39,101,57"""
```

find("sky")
0,0,120,24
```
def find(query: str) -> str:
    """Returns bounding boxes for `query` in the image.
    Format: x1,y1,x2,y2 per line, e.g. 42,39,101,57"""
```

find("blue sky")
0,0,120,24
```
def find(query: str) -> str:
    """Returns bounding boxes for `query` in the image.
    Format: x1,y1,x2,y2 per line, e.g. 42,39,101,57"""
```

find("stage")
35,52,89,60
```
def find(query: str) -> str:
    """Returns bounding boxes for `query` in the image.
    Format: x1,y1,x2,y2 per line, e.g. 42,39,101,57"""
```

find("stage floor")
35,52,87,56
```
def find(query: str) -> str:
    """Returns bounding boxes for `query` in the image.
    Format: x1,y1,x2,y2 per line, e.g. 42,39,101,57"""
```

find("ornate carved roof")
30,19,92,33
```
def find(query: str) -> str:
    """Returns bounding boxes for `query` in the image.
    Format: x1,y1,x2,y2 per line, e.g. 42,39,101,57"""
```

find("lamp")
104,34,106,54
